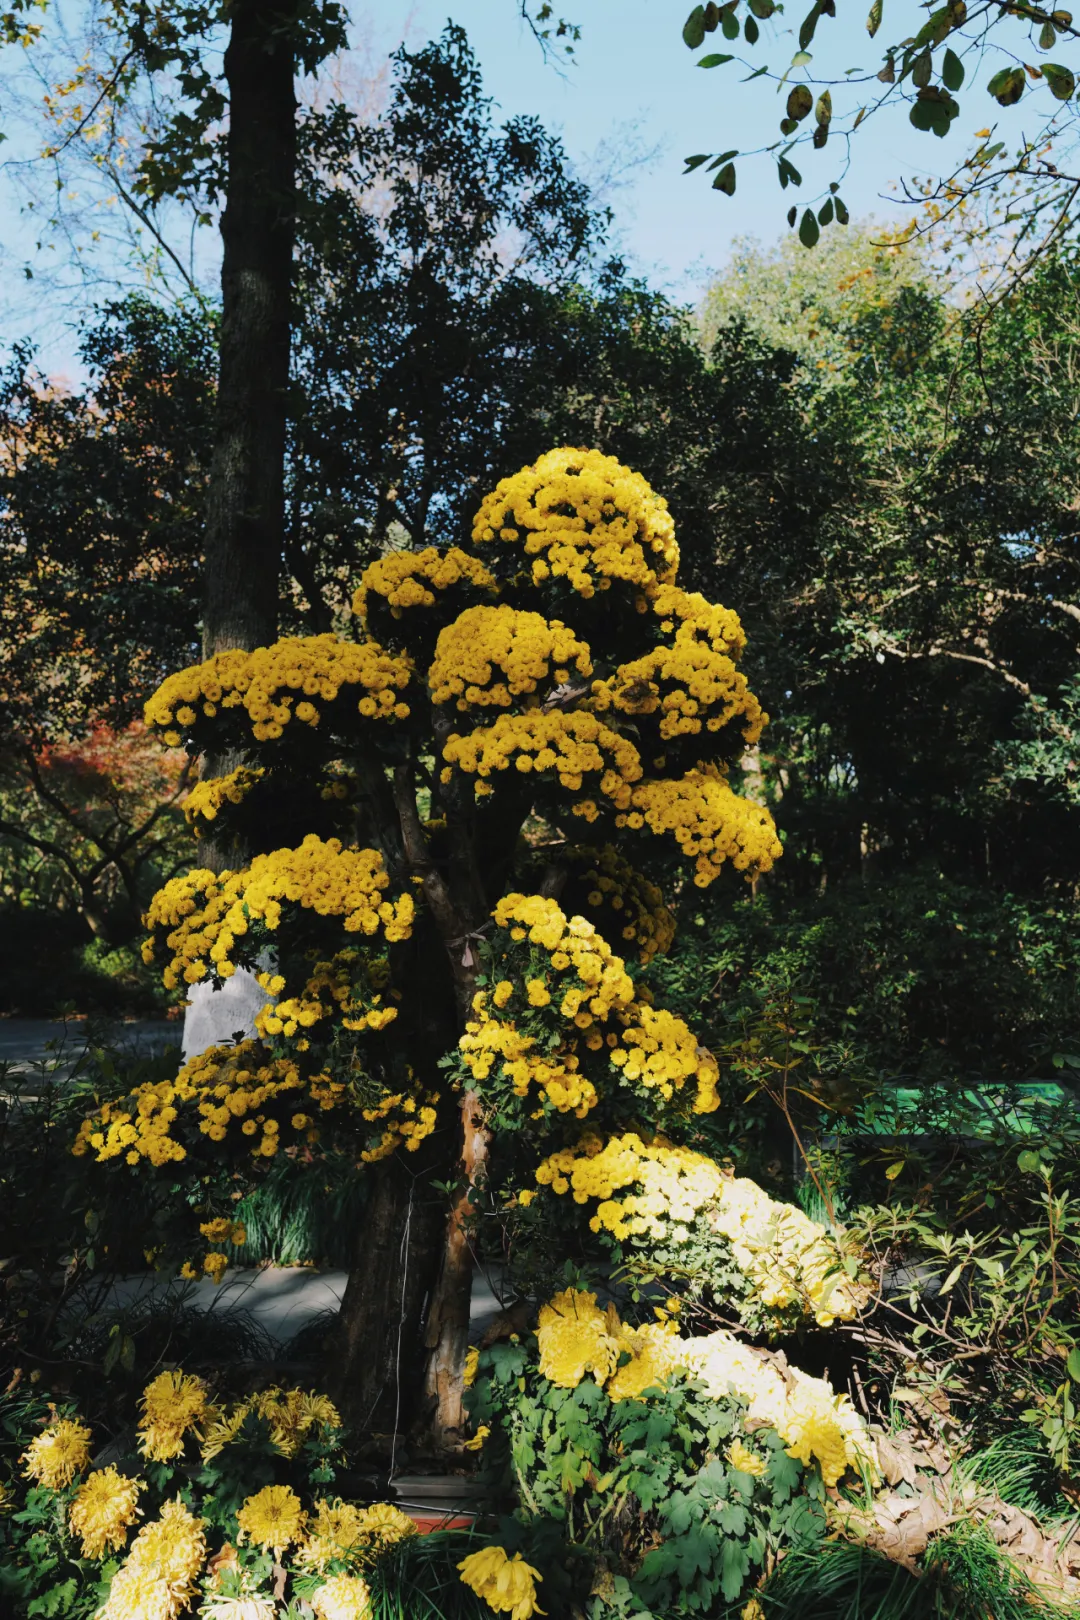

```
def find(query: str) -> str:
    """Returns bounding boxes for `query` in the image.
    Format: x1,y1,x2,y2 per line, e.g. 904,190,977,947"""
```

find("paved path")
0,1018,178,1077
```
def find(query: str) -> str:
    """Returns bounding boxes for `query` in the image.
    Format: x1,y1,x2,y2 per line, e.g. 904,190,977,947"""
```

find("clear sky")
0,0,978,374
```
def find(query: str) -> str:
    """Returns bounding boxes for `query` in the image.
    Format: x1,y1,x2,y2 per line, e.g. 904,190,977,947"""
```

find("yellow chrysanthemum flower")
137,1370,211,1461
22,1417,92,1489
236,1483,307,1558
459,1547,545,1620
310,1573,373,1620
69,1466,142,1558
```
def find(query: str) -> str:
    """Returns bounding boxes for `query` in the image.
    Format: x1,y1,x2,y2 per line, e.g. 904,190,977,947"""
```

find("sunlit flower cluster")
68,1466,142,1558
199,1385,341,1463
255,950,398,1043
681,1331,877,1488
354,545,496,620
458,1545,544,1620
142,836,413,991
591,640,765,746
472,446,678,600
310,1573,374,1620
442,710,642,806
99,1497,206,1620
428,604,593,711
624,767,783,886
569,844,675,963
492,893,636,1017
299,1498,416,1572
137,1370,212,1461
533,1134,865,1328
612,1004,720,1109
458,1012,598,1116
182,765,264,834
144,635,413,745
648,583,747,658
22,1417,92,1489
529,1289,875,1488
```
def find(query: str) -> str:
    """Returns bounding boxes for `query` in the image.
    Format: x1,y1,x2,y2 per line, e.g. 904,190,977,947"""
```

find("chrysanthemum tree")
77,446,856,1451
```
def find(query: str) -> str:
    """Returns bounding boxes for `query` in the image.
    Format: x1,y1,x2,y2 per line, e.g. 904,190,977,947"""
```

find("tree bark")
203,0,296,659
332,1149,445,1447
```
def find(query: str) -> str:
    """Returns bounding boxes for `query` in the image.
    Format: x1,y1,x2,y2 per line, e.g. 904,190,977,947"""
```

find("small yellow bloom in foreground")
464,1346,480,1387
463,1424,490,1451
458,1546,544,1619
69,1465,142,1557
310,1573,373,1620
236,1483,306,1558
727,1439,766,1478
22,1417,93,1489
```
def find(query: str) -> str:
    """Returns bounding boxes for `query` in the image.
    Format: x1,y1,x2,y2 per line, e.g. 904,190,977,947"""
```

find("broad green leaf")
683,5,707,48
787,83,814,120
722,8,741,37
912,49,933,89
1067,1347,1080,1381
799,207,820,247
683,153,711,171
1043,62,1076,98
713,161,737,194
818,197,834,224
835,196,850,223
815,88,832,124
942,47,964,90
698,51,734,66
799,2,822,50
885,1159,905,1180
987,64,1025,104
1039,19,1057,49
748,0,777,16
745,14,760,42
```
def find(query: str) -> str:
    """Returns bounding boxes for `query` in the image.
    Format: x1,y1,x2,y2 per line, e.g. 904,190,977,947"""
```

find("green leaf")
987,64,1026,105
799,207,820,247
799,2,822,50
713,161,737,194
1017,1148,1042,1173
1039,19,1057,49
683,153,711,171
683,6,707,48
745,14,760,42
721,1538,751,1602
787,204,798,226
778,155,803,186
885,1159,905,1180
1043,61,1076,98
835,196,850,223
911,48,933,89
721,7,741,37
815,88,832,124
792,48,814,65
942,46,964,90
867,0,883,36
787,84,814,120
698,51,734,66
818,197,834,224
748,0,777,16
1067,1347,1080,1381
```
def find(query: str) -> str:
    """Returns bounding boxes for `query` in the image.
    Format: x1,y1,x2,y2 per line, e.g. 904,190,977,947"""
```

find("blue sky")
0,0,979,375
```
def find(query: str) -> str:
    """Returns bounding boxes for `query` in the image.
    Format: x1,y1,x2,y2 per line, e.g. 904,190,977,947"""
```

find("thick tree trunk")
332,1150,445,1448
202,0,296,659
421,1090,488,1444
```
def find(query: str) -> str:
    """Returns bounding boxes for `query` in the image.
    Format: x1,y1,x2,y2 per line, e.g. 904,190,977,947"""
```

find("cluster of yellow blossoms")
355,1083,440,1162
429,604,592,710
591,640,765,747
458,1015,598,1116
354,544,496,620
472,447,678,599
142,837,413,990
443,710,642,806
145,634,412,746
625,767,783,887
533,1290,875,1489
182,765,263,834
459,896,720,1116
100,1497,206,1620
458,1545,544,1620
649,583,747,659
298,1498,416,1572
255,950,398,1044
533,1134,865,1328
570,845,675,963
